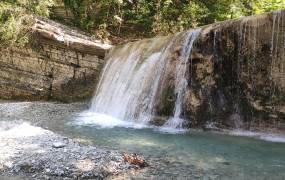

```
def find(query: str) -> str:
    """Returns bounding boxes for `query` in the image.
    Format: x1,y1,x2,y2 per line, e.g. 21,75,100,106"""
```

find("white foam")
75,111,190,133
230,130,285,143
75,111,148,129
75,111,191,134
260,135,285,143
157,126,189,134
0,122,47,138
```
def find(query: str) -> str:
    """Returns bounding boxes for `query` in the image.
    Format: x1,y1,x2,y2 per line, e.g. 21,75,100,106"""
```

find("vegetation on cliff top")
55,0,285,43
0,0,285,45
0,0,55,46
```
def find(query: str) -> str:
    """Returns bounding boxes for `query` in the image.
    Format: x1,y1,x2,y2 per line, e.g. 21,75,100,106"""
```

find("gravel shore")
0,121,136,179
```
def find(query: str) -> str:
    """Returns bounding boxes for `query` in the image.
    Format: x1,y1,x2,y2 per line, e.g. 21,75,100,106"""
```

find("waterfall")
162,29,201,130
89,36,175,123
79,29,201,130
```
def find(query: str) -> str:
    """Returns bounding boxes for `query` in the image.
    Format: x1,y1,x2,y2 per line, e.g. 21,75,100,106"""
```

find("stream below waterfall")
1,102,285,179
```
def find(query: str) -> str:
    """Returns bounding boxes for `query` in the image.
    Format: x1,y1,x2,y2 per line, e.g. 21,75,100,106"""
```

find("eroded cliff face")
182,10,285,131
0,18,111,102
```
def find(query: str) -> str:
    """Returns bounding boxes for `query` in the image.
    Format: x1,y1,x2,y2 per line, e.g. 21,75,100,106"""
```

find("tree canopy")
0,0,55,46
1,0,285,44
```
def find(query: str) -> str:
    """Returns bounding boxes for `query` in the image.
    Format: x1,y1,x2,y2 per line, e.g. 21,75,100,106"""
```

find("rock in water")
52,142,66,148
123,153,148,168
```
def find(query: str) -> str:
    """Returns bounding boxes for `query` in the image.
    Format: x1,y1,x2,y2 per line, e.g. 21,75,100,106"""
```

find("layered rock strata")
0,18,111,102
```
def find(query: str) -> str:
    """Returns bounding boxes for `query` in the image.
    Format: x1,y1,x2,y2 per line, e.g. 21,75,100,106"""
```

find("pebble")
52,142,66,148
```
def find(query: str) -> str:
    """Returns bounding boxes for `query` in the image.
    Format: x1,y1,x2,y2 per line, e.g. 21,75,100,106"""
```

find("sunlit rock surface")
0,18,111,102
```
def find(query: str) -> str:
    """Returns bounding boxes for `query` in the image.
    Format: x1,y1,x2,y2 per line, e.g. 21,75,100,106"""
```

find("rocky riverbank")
0,121,140,179
0,101,285,179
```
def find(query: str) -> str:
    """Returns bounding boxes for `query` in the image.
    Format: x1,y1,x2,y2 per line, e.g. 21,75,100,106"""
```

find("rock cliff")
0,18,111,102
183,10,285,131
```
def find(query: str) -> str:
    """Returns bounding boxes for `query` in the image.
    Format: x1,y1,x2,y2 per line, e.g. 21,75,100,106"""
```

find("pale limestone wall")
0,19,110,102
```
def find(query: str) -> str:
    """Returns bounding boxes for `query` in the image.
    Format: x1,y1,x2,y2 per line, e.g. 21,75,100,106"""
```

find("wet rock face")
184,10,285,131
0,18,111,102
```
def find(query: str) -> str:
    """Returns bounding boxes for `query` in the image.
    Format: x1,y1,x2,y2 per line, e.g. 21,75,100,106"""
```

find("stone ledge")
32,18,112,57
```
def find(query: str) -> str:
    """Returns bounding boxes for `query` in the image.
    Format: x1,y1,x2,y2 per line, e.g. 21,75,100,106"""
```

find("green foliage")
253,0,285,14
60,0,285,42
1,0,285,44
0,0,55,46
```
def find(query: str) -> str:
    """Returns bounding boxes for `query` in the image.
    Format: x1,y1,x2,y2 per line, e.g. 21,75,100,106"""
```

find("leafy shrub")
0,0,55,46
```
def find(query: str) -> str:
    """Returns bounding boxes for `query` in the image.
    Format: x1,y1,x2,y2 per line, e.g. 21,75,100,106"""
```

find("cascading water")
78,29,201,131
162,29,201,130
88,36,174,124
